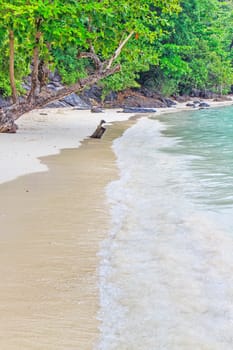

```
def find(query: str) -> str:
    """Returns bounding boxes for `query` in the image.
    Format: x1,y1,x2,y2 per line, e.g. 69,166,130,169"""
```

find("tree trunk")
9,30,17,104
38,59,48,92
0,30,132,133
27,30,41,104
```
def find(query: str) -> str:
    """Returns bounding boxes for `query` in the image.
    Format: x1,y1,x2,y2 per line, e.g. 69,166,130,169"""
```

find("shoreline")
0,99,232,349
0,98,232,185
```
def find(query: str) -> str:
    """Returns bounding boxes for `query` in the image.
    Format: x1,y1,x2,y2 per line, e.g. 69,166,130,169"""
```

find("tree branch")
0,28,132,132
106,31,134,69
0,63,121,133
78,51,103,70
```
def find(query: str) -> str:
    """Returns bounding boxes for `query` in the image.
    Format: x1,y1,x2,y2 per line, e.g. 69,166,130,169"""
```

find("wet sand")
0,121,132,350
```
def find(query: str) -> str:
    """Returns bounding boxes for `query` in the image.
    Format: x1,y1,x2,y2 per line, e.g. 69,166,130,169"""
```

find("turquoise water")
98,106,233,350
160,107,233,209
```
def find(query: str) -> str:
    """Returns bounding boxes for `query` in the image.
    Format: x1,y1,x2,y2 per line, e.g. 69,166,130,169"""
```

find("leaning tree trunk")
0,30,133,133
0,65,120,133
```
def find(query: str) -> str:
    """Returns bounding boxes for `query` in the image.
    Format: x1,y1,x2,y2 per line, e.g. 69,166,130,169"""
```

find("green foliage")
0,0,232,99
0,0,180,97
52,47,88,85
101,37,160,95
144,0,233,95
0,28,29,96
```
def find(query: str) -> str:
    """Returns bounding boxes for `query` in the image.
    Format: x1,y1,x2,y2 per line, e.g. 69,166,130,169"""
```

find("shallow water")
99,107,233,349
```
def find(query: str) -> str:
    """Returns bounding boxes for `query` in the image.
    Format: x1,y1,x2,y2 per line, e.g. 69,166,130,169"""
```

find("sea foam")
98,112,233,350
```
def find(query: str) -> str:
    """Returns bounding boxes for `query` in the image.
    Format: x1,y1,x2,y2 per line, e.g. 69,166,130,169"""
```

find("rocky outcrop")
46,92,90,109
79,85,103,105
213,96,232,102
91,106,104,113
160,97,177,107
0,72,91,110
0,97,12,108
0,73,231,113
186,101,210,108
173,95,191,102
44,73,91,108
190,89,218,99
199,102,210,108
103,88,177,109
186,102,196,107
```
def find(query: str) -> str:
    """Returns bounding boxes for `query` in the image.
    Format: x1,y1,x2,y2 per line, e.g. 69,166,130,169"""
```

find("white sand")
0,108,134,184
0,98,232,184
0,129,121,350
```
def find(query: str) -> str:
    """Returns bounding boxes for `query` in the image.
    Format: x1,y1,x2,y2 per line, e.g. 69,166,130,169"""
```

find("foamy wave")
98,117,233,349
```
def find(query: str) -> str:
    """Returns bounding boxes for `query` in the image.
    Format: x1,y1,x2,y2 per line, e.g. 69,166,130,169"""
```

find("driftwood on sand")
90,120,106,139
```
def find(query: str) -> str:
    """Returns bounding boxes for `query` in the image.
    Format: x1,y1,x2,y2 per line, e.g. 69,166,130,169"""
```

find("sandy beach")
0,99,232,349
1,99,232,185
1,99,232,184
0,107,136,349
0,108,135,184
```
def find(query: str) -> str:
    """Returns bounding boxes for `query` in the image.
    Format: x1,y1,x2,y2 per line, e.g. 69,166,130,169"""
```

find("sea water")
98,106,233,349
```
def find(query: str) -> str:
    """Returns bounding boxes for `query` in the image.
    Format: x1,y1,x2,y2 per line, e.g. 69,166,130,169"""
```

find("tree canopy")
140,0,233,95
0,0,180,96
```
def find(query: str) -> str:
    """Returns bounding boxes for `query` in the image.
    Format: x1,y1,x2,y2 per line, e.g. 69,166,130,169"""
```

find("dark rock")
190,89,201,98
186,103,195,107
104,91,118,103
46,93,90,109
0,97,12,108
122,107,157,113
48,70,62,82
63,93,90,107
91,106,104,113
190,89,218,99
174,95,190,102
213,96,232,102
201,91,216,99
139,87,156,98
45,100,69,108
124,96,165,108
47,82,63,91
21,82,31,91
199,102,210,108
80,85,103,104
161,98,177,107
